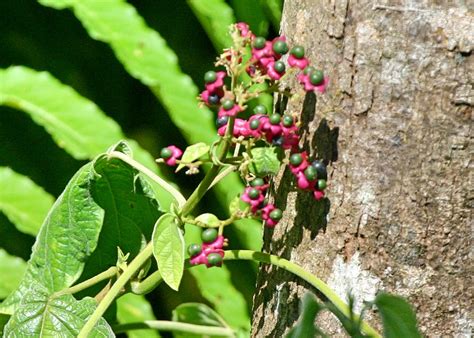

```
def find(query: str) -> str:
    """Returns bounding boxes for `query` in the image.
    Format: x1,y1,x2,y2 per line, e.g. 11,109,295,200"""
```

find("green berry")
204,70,217,83
207,253,223,266
290,46,305,59
317,179,327,190
187,243,201,257
269,208,283,221
282,115,294,127
290,153,303,166
249,119,260,130
309,70,324,85
273,61,286,74
303,66,316,75
254,104,267,115
222,99,234,111
251,178,265,187
273,40,289,54
160,147,172,159
253,36,266,49
304,166,318,181
269,113,281,125
201,228,218,243
248,188,260,200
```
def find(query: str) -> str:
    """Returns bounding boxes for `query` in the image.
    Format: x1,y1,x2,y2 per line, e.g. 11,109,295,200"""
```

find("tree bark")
251,1,473,336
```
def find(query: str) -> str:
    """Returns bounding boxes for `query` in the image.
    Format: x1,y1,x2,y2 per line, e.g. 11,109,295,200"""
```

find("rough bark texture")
251,1,473,336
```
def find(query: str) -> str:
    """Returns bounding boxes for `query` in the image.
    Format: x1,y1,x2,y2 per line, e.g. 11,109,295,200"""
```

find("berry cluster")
159,145,182,167
188,228,225,267
241,178,282,228
289,153,328,200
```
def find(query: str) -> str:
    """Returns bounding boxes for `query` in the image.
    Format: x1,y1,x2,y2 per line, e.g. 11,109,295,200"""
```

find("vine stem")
112,320,234,336
224,250,381,338
108,151,186,207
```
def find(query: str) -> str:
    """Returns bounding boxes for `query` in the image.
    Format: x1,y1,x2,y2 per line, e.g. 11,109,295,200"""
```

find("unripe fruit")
249,119,260,130
187,243,201,257
282,115,294,127
222,99,234,111
273,61,286,74
253,36,266,49
273,40,289,54
290,46,305,59
304,166,318,181
290,153,303,166
204,70,217,83
160,148,172,159
250,178,265,187
201,228,218,243
253,104,267,115
269,208,283,220
269,113,281,125
309,70,324,85
317,179,327,190
248,188,260,200
303,66,315,75
207,253,223,266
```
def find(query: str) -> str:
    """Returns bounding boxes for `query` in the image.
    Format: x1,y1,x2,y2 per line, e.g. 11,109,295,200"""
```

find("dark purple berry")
216,116,229,127
290,153,303,166
248,188,260,200
204,71,217,83
272,136,284,147
317,179,327,190
269,208,283,221
311,160,327,179
254,105,267,115
273,61,286,74
187,243,201,257
249,119,260,130
222,99,234,111
160,148,172,159
207,253,223,266
269,113,281,125
282,115,294,127
290,46,305,59
208,93,220,105
201,228,218,243
309,70,324,85
253,36,266,49
304,166,317,181
273,40,289,54
250,178,265,187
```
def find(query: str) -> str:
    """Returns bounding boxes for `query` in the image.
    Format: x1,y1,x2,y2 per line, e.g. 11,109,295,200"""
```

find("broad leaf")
172,303,230,338
249,147,282,177
152,213,185,291
4,284,112,337
286,292,325,338
117,293,160,338
260,0,282,31
176,142,210,172
195,213,220,227
187,0,235,51
230,0,269,36
0,250,26,300
374,293,421,338
0,167,54,236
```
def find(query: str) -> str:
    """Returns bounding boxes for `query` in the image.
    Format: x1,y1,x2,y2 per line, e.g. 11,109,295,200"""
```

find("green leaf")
172,303,230,338
0,167,54,236
195,213,220,227
374,293,421,338
230,0,269,36
187,0,235,51
176,142,210,172
249,147,282,177
117,293,160,338
0,250,27,300
4,284,112,337
0,66,174,210
152,213,185,291
286,292,325,338
259,0,282,31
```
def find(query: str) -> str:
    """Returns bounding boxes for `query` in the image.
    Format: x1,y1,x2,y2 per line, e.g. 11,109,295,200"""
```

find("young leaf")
187,0,235,51
249,147,282,177
176,142,210,172
374,293,421,338
152,213,185,291
0,167,54,236
3,284,113,337
172,303,231,338
286,292,325,338
195,213,220,227
0,250,27,300
117,293,160,338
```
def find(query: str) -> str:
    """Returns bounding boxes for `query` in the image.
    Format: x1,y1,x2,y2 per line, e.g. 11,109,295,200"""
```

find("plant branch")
112,320,235,337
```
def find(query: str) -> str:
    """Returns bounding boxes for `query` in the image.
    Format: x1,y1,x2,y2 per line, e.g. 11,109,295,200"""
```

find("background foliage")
0,0,282,336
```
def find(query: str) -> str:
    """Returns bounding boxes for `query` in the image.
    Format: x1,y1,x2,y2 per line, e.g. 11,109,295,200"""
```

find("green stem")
52,267,118,298
130,270,163,295
112,320,234,337
108,151,186,207
78,244,154,337
224,250,381,338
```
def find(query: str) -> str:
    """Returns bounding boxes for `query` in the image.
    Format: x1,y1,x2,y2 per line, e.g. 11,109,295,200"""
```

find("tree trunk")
251,1,473,336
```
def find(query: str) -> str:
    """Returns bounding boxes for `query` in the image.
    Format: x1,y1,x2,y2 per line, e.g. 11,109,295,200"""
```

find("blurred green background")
0,0,282,334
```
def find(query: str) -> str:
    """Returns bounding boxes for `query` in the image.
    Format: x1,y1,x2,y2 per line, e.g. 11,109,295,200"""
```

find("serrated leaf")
176,142,210,172
187,0,235,51
286,292,325,338
0,66,174,210
0,167,54,236
152,213,185,291
0,250,27,300
195,213,220,227
117,293,160,338
172,303,230,338
249,147,282,177
4,283,113,337
374,293,421,338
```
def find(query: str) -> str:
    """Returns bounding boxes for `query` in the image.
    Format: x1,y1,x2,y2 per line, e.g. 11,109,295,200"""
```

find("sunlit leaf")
117,293,160,338
0,167,54,236
230,0,268,36
152,213,185,291
249,147,282,177
172,303,230,338
176,142,210,172
0,250,27,300
195,213,220,227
